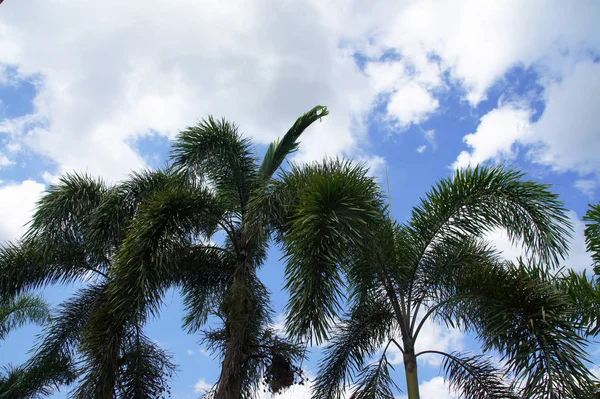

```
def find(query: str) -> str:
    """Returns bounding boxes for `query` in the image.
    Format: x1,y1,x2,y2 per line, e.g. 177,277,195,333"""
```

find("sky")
0,0,599,397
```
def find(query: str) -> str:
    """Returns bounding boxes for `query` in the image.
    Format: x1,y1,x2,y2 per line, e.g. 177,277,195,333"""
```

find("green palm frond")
257,105,328,182
584,203,600,273
271,159,384,343
407,166,571,271
171,116,257,211
427,351,517,399
117,325,176,399
0,356,74,399
447,259,595,398
559,269,600,336
313,298,396,399
0,238,94,301
0,294,50,341
348,354,400,399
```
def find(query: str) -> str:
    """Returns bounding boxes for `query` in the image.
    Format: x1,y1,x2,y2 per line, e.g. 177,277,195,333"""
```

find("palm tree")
0,172,179,398
283,166,596,398
1,105,385,398
82,106,384,399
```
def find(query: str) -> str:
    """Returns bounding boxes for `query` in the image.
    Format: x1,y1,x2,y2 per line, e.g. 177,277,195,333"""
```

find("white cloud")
365,61,442,128
186,349,194,356
398,376,457,399
529,61,600,175
416,145,427,154
0,151,13,167
0,180,45,242
193,378,212,393
486,210,592,273
575,179,599,198
452,61,600,178
387,82,439,127
377,0,600,105
0,0,380,182
452,104,533,169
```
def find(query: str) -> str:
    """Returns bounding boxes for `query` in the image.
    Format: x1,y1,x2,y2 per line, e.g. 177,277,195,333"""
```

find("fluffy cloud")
452,105,533,169
2,1,597,183
0,0,377,182
398,376,457,399
452,61,600,186
0,179,45,242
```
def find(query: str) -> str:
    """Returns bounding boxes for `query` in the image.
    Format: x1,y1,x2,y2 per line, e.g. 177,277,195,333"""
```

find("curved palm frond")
0,357,74,399
406,166,571,277
584,203,600,273
268,159,385,343
445,259,596,398
416,351,517,399
313,297,396,399
171,117,257,212
79,187,225,396
0,293,50,341
348,353,400,399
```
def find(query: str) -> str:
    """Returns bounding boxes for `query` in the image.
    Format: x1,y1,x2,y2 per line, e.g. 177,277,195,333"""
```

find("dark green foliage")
436,352,516,399
584,203,600,273
0,294,49,340
310,166,593,399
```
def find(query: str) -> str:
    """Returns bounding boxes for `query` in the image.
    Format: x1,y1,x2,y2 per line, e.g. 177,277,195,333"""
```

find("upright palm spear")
282,166,597,398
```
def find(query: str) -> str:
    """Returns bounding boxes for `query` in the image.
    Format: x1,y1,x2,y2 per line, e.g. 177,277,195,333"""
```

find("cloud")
452,61,600,179
193,378,212,393
387,82,439,127
575,179,599,198
0,0,381,182
398,376,457,399
417,145,427,154
529,61,600,175
452,104,533,169
0,151,13,167
0,179,45,242
375,0,600,105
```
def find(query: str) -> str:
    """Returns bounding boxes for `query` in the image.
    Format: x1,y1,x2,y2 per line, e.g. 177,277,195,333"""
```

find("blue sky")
0,1,599,398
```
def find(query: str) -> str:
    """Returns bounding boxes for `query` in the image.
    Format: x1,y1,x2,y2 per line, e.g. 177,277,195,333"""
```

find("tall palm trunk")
215,259,254,399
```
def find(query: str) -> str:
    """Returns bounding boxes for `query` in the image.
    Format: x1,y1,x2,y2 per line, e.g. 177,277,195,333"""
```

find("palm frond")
0,238,94,301
407,166,571,272
313,297,396,399
446,259,596,398
348,354,400,399
269,159,384,344
427,351,517,399
171,116,257,211
584,203,600,273
257,105,328,181
117,325,176,399
0,293,50,340
558,269,600,336
0,357,74,399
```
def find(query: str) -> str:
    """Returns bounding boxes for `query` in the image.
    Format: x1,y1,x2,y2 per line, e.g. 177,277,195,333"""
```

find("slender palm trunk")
403,339,421,399
214,264,252,399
